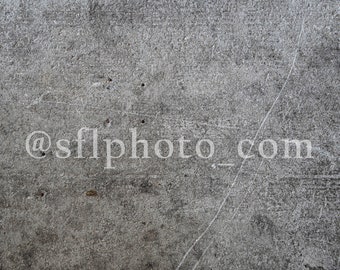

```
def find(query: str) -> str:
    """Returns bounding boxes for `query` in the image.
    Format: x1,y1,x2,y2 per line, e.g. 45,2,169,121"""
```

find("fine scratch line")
217,163,235,167
192,241,213,270
0,98,241,130
193,159,264,270
175,17,305,270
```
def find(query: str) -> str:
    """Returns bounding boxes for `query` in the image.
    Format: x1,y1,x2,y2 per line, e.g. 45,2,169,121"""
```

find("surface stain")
85,190,98,196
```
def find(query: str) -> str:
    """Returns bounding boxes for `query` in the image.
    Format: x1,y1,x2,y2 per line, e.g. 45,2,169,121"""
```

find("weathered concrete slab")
0,1,339,269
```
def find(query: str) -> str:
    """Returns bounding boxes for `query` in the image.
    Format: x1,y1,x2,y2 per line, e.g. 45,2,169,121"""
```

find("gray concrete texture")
0,0,339,269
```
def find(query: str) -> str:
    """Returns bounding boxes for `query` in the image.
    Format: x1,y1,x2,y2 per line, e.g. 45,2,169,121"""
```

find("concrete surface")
0,0,339,269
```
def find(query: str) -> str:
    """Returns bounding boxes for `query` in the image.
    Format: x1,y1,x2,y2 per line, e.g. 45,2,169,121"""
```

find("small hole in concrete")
141,83,145,87
104,118,112,127
141,119,145,124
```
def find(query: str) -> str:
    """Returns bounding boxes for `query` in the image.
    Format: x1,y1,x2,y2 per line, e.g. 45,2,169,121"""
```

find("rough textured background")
0,0,339,269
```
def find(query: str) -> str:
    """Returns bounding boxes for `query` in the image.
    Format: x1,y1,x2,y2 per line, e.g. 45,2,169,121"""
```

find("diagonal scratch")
192,241,213,270
192,159,265,270
175,17,305,270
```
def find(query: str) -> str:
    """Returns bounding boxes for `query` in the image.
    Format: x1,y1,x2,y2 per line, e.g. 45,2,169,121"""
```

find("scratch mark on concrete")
175,16,305,270
192,159,265,269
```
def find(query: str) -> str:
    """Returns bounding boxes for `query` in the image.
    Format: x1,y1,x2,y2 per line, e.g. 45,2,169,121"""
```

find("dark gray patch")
250,214,276,237
35,228,59,244
143,229,159,242
304,264,325,270
140,180,153,194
